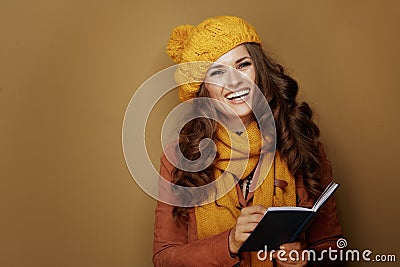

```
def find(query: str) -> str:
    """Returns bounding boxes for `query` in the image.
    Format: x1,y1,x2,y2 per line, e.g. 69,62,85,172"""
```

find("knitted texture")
166,16,262,102
195,122,296,266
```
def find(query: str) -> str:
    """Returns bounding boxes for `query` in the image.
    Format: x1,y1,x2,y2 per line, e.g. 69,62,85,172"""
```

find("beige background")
1,1,399,266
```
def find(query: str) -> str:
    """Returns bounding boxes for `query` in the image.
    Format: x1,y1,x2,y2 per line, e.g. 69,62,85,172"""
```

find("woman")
153,16,343,267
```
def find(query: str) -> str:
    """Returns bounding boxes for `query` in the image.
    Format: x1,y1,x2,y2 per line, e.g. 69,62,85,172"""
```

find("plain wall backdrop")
1,1,399,266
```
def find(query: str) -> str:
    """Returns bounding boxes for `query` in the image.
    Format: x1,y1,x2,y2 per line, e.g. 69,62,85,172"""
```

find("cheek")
246,67,256,82
204,83,223,99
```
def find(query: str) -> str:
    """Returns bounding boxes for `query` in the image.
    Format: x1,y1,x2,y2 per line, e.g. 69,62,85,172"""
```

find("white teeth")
226,89,250,100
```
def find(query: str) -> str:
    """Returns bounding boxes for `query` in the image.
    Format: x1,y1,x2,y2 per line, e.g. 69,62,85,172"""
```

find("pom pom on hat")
167,25,195,63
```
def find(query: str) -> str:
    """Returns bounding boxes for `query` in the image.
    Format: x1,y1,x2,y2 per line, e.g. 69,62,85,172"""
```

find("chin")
232,106,252,118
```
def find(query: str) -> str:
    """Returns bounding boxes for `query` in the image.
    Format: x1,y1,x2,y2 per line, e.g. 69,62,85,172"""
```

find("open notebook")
239,182,340,252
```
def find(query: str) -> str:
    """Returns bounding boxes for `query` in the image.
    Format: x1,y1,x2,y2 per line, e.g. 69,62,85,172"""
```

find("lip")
223,88,251,105
224,87,251,100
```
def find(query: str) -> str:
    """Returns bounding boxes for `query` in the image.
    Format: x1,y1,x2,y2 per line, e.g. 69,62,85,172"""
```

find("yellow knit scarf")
195,122,296,266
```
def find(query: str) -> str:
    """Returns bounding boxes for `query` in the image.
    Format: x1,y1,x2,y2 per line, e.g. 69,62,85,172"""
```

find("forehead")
214,44,250,65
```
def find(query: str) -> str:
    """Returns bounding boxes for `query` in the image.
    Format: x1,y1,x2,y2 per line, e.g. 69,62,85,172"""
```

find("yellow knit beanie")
166,16,262,102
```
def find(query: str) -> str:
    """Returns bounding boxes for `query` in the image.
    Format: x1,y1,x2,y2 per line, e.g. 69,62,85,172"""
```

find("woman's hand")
273,241,308,267
228,204,267,254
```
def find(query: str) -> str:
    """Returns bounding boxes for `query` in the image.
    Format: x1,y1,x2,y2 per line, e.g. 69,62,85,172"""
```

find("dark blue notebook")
239,182,340,252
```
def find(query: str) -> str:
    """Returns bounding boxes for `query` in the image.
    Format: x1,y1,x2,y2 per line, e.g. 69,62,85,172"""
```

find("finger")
273,249,308,265
240,204,267,215
274,253,307,265
279,241,307,251
275,258,307,266
235,222,259,234
233,232,251,243
272,249,286,259
238,213,264,224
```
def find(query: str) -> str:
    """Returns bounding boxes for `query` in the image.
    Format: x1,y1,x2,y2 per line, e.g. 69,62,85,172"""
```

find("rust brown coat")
153,147,343,267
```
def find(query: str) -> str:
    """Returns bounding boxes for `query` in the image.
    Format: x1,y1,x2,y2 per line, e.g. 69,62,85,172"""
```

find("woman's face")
204,44,256,127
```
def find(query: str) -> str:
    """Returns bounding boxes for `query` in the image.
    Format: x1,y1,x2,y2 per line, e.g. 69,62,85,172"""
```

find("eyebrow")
235,56,252,64
208,56,252,70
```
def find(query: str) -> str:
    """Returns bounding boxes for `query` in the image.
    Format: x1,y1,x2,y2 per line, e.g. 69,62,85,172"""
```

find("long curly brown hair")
171,43,323,220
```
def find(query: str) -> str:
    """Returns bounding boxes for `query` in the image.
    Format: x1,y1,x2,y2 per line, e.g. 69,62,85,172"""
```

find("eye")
210,69,225,77
237,61,252,69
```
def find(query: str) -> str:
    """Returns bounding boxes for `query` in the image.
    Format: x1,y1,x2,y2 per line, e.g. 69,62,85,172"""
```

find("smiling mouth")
225,89,250,100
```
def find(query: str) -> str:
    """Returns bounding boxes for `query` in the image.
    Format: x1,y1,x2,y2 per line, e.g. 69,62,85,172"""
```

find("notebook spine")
287,212,315,243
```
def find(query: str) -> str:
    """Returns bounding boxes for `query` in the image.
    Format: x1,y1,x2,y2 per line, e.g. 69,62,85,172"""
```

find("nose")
226,67,242,89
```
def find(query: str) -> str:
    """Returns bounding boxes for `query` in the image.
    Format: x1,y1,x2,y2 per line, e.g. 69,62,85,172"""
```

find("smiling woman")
204,45,256,130
153,16,344,267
